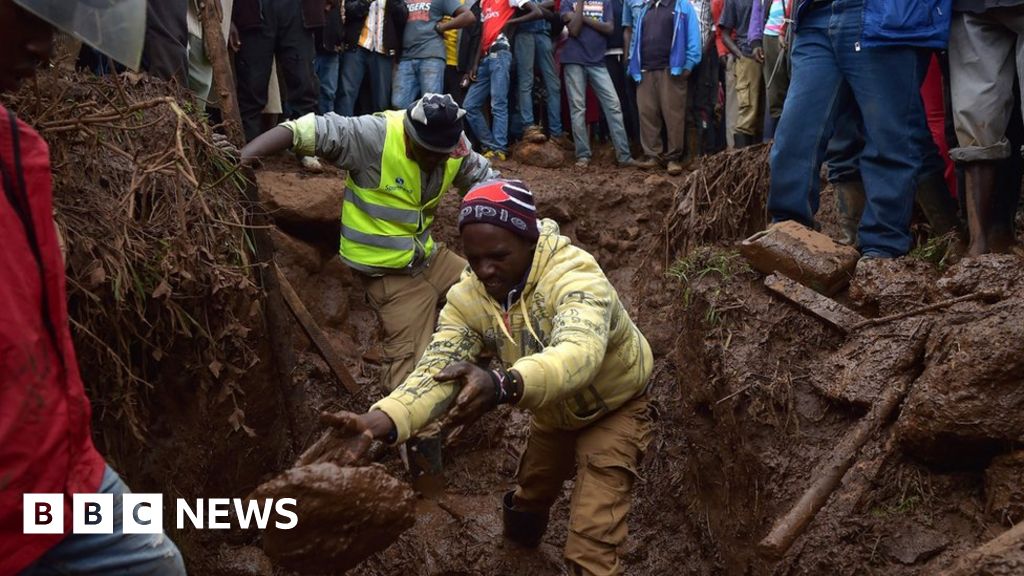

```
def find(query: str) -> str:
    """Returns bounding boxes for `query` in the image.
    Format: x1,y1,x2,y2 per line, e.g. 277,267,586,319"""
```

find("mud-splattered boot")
964,162,998,257
407,436,445,498
502,490,548,548
834,180,866,246
915,170,966,260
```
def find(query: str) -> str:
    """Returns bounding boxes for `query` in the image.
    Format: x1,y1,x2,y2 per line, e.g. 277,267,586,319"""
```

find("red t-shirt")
480,0,530,52
712,0,729,58
0,105,106,575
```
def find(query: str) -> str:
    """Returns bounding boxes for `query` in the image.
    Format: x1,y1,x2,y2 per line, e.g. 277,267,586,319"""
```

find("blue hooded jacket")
793,0,951,49
627,0,703,82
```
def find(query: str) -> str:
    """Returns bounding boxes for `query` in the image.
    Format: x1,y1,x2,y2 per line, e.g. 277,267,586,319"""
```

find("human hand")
229,23,241,52
681,69,692,79
212,132,239,158
752,46,765,63
295,411,374,467
435,361,497,436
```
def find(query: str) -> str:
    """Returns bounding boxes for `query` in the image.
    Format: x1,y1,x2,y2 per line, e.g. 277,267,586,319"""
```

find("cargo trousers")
363,244,468,393
513,394,654,576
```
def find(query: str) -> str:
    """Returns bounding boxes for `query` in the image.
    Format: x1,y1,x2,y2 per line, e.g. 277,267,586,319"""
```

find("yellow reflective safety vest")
340,111,464,275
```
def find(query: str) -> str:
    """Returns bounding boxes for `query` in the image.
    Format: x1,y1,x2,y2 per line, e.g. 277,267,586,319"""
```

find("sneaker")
575,157,591,167
667,160,684,176
523,125,547,144
633,155,659,170
299,155,323,173
483,149,507,161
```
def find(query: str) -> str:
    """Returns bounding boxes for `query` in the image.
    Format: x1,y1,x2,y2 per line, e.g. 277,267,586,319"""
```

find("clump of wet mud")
251,463,415,574
894,255,1024,465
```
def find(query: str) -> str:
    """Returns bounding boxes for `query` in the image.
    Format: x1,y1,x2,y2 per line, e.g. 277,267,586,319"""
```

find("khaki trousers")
762,35,791,121
733,55,764,137
513,394,653,576
637,69,689,161
363,244,467,393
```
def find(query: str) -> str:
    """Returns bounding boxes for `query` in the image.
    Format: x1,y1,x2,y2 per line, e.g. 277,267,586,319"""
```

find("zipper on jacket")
2,110,66,374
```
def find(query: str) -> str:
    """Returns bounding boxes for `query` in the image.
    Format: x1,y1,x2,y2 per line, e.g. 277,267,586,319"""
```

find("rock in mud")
739,220,859,295
257,169,343,243
895,257,1024,465
884,524,949,565
985,450,1024,526
251,463,416,574
512,140,567,168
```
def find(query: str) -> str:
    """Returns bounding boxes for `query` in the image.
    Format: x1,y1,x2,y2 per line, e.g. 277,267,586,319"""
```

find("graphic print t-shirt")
480,0,531,52
403,0,464,60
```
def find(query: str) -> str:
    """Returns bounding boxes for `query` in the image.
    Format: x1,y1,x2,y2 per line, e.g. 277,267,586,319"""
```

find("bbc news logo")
23,495,298,534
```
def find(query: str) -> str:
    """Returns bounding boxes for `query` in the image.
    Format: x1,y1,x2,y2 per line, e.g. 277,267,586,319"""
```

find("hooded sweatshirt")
372,219,653,442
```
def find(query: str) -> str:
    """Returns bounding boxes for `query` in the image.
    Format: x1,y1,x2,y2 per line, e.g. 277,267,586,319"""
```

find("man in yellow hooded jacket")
325,179,654,576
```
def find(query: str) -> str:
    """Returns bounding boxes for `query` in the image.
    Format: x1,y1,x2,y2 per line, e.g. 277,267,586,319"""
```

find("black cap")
404,93,466,153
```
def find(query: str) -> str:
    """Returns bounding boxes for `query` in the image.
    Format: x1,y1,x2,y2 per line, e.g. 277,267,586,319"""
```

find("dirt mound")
895,255,1024,465
252,463,416,574
512,139,569,168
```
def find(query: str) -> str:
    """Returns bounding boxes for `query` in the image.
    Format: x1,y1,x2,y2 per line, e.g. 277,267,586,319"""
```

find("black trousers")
142,0,188,82
690,48,724,156
235,0,319,142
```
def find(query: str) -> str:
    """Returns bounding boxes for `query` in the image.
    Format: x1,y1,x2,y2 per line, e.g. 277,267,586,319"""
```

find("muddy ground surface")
126,147,1023,575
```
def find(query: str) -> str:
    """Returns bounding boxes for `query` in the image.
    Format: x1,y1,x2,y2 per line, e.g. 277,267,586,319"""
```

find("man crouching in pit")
325,179,654,575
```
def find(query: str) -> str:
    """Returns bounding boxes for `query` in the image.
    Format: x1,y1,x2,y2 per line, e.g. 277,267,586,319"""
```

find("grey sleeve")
313,113,387,170
442,0,463,15
453,142,500,195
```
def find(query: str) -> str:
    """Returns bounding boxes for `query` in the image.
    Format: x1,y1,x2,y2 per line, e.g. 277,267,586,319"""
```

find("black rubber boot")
502,490,548,548
915,170,963,238
834,180,866,246
407,436,445,498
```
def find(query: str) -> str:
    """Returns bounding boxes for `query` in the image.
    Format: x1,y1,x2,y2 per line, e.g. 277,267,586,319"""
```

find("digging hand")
296,410,374,467
435,361,497,439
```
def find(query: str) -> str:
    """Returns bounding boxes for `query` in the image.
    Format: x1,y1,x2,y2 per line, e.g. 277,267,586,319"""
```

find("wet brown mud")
250,463,416,573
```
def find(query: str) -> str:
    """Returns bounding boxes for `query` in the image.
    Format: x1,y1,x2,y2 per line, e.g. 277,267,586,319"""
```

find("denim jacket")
794,0,951,49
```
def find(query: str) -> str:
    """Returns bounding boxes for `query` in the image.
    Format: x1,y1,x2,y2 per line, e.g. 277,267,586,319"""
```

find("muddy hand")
434,361,496,434
295,411,373,467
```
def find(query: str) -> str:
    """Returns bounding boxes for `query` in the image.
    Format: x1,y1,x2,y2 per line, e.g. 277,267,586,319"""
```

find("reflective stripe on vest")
339,110,464,274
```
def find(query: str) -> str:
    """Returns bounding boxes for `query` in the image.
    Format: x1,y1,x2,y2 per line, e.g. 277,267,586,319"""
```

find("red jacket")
0,105,106,575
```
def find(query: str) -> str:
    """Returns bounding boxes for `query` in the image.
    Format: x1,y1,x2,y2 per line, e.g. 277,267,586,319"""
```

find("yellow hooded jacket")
372,219,653,444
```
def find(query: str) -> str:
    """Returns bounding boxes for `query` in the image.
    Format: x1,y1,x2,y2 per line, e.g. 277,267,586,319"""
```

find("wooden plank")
275,265,361,395
764,274,865,333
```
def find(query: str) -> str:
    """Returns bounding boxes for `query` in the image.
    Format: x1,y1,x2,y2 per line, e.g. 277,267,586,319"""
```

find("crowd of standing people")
125,0,1023,261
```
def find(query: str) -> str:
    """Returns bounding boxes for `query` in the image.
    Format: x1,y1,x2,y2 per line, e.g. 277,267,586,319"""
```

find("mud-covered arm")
511,266,613,410
370,298,484,444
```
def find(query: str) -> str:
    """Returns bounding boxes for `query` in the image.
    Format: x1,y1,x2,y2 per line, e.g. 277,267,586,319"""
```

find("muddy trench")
106,149,1023,576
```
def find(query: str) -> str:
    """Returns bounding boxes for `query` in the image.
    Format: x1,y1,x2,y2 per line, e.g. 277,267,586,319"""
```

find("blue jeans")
315,52,340,114
464,50,513,153
392,57,446,109
21,466,185,576
563,64,632,163
514,33,564,136
768,0,932,258
337,47,394,116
